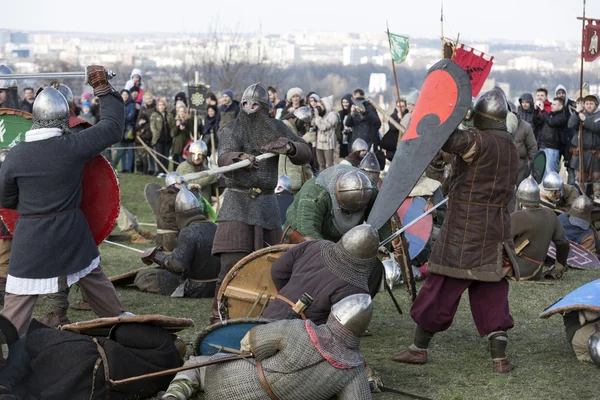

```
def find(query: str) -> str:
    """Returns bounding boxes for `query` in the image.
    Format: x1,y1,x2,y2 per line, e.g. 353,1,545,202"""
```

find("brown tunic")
156,187,179,251
428,127,520,281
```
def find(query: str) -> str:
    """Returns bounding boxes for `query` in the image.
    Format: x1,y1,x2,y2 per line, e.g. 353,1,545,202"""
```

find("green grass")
32,173,600,400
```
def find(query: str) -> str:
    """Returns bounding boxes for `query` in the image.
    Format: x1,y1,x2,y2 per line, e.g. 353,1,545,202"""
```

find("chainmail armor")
306,315,364,368
204,319,368,400
321,241,375,291
31,117,71,135
474,114,507,131
217,110,308,230
315,164,367,235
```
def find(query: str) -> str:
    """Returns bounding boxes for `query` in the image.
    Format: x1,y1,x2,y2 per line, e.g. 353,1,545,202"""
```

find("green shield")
0,109,33,149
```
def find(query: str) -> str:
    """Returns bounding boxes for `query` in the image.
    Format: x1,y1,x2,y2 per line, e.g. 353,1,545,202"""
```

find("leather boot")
209,284,221,325
489,331,514,373
70,300,92,311
391,347,428,364
493,358,516,373
38,310,71,328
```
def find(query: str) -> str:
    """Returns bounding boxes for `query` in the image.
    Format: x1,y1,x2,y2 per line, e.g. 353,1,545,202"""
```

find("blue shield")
540,279,600,318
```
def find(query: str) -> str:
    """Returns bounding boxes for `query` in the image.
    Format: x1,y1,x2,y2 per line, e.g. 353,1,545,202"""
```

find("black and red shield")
1,154,120,246
368,59,472,229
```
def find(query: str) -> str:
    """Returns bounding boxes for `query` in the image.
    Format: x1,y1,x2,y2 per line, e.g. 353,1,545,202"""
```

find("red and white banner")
583,19,600,62
452,44,494,97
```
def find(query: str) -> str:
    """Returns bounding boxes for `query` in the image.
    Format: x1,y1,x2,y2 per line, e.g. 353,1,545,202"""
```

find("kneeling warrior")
558,195,599,254
139,186,220,298
163,294,373,400
176,140,217,204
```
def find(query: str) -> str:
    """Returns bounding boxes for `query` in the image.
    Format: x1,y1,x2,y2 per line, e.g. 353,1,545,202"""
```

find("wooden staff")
136,136,169,174
367,98,405,134
210,130,221,212
194,71,199,142
386,20,402,106
577,1,587,187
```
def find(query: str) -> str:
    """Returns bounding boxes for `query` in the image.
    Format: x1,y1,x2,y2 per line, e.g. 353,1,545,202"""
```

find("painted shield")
60,314,195,336
193,317,271,356
547,240,600,270
367,59,472,230
217,244,294,320
397,197,433,260
540,279,600,318
145,183,162,216
0,109,32,149
530,150,546,184
1,154,120,246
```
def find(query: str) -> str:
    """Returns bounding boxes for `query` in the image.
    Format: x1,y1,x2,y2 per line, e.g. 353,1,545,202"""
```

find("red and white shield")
1,154,120,246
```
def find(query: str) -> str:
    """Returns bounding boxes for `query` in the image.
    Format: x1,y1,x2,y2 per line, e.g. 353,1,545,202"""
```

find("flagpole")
386,21,402,107
440,1,444,57
578,0,586,188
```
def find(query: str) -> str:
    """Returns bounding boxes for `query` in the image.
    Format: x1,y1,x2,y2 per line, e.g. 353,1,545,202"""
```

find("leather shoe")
493,359,515,373
391,348,427,364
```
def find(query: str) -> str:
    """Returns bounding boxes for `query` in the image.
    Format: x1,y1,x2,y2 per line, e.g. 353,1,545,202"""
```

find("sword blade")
102,240,144,254
380,385,433,400
8,72,86,80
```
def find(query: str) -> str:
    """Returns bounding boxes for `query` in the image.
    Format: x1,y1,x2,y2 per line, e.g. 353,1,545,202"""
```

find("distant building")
343,46,380,66
10,32,28,45
507,56,553,72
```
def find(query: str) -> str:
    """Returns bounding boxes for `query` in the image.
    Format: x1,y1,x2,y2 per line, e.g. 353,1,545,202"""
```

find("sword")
180,152,278,182
6,70,117,81
379,385,434,400
102,240,144,254
380,197,449,247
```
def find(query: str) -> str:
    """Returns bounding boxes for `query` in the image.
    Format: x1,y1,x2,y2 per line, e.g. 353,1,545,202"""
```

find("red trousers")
410,273,514,336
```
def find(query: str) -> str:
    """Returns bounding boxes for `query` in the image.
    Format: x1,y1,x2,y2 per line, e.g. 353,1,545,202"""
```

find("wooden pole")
440,1,444,58
194,71,199,142
578,0,587,188
386,21,402,107
137,136,169,174
210,130,221,212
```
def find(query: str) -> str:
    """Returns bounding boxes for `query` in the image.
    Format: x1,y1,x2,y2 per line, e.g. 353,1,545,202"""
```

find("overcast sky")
5,0,599,42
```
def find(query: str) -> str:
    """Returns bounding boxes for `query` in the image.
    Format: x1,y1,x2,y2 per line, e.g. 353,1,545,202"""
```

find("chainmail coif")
321,241,376,291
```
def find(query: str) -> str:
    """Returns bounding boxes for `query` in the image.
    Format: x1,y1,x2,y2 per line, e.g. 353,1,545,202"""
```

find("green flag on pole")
388,33,409,63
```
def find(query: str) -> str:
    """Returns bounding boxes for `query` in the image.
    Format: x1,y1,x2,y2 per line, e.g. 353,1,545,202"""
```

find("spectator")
171,92,187,118
510,105,538,187
569,95,600,200
171,105,192,164
556,85,577,183
313,95,338,171
78,101,96,125
136,91,157,175
268,86,286,118
206,92,219,106
112,89,137,173
217,89,239,131
284,87,304,115
538,97,568,174
518,93,539,128
19,87,34,113
203,104,220,157
125,69,144,102
91,96,101,122
380,100,403,162
345,88,382,155
279,111,313,193
151,99,175,173
399,98,409,117
130,87,142,112
338,94,353,159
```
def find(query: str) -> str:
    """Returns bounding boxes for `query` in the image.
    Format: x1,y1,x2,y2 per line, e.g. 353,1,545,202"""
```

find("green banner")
389,33,410,63
0,111,32,149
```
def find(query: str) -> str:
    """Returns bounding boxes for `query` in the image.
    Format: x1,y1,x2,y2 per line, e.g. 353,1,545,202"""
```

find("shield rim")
193,317,272,356
59,314,195,335
145,183,162,216
540,279,600,318
547,240,600,270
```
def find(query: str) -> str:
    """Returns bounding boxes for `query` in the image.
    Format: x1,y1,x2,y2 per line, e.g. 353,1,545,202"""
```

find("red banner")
452,44,494,97
583,19,600,62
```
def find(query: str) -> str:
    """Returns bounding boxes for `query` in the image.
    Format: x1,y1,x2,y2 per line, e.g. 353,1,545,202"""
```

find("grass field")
31,173,600,400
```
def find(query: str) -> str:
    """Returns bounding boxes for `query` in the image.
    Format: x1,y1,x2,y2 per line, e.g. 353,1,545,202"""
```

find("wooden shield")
193,317,271,356
0,108,32,149
217,244,294,320
59,315,194,336
109,267,153,287
547,240,600,270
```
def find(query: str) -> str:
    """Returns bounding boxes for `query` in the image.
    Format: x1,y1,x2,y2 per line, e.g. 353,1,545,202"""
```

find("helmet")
351,138,368,154
382,258,401,290
589,326,600,367
293,106,312,123
0,65,16,90
359,147,380,182
165,172,183,187
334,170,374,213
474,88,508,121
31,87,70,132
175,185,200,213
569,195,593,230
189,140,208,162
241,83,269,115
275,175,292,194
542,172,564,192
340,224,380,260
56,83,74,108
330,293,373,336
516,176,540,207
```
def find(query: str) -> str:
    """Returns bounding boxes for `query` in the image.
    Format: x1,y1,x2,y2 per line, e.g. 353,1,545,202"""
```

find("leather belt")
256,360,279,400
449,200,508,208
275,294,306,320
228,187,274,199
93,338,111,400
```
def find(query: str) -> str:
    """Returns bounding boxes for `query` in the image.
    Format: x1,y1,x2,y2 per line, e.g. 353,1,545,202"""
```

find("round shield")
193,317,271,356
541,279,600,318
60,314,195,336
0,108,32,149
0,154,119,246
397,197,433,260
218,244,294,320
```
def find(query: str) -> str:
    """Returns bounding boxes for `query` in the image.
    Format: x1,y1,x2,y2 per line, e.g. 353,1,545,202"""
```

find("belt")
188,277,218,283
19,208,78,219
93,338,111,400
275,294,306,320
449,200,508,208
228,187,274,199
256,360,279,400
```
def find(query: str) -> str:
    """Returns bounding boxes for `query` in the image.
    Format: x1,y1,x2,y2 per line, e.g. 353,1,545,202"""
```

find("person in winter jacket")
171,92,187,118
556,85,577,183
171,105,193,164
151,99,175,173
217,89,239,131
511,106,538,187
112,89,137,172
78,101,96,125
569,95,600,200
345,89,381,154
313,95,338,170
203,105,219,157
338,94,353,159
380,101,404,162
538,97,568,174
124,68,144,102
135,91,156,175
518,93,540,130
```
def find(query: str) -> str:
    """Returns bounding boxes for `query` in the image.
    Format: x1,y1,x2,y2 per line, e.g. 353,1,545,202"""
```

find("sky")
4,0,600,42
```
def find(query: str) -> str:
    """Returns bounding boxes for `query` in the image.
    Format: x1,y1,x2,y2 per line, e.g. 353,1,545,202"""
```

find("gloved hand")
260,137,295,155
239,153,258,170
140,246,163,265
544,262,566,280
240,331,252,354
86,65,115,97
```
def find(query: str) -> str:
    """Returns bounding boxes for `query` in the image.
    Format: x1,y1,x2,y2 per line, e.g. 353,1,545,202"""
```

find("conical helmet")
293,106,312,123
189,140,208,162
474,88,508,121
359,147,380,182
569,195,593,230
351,138,368,154
175,185,201,214
55,83,74,108
542,171,564,192
330,293,373,336
516,176,540,207
340,224,380,260
241,83,269,114
334,170,373,213
165,172,183,187
275,175,292,194
589,326,600,367
31,87,70,132
0,65,16,90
